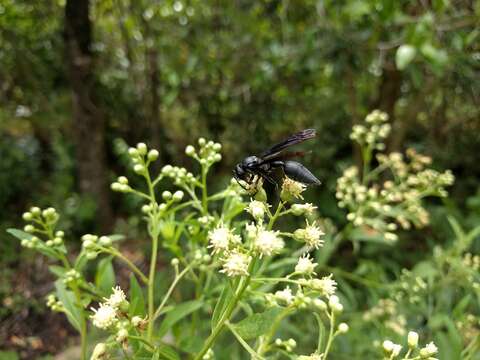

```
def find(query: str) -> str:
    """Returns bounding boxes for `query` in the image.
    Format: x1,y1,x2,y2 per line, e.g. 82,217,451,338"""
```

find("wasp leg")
257,169,279,190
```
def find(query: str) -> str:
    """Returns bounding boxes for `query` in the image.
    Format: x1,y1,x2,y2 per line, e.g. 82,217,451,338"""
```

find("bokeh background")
1,0,479,358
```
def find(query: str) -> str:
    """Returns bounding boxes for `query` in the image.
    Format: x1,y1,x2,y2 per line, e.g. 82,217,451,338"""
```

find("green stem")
104,248,148,284
226,321,266,360
322,311,336,360
267,202,284,230
257,307,294,356
153,263,194,320
194,259,257,360
201,165,209,214
147,232,159,341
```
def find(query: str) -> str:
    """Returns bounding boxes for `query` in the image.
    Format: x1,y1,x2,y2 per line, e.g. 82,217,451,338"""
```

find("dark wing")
260,129,316,161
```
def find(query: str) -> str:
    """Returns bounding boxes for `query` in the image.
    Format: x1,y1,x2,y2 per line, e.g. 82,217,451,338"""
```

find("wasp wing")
260,129,316,161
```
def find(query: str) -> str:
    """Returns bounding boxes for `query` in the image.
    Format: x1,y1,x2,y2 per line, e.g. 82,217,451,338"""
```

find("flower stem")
322,311,336,360
194,259,257,360
147,232,159,341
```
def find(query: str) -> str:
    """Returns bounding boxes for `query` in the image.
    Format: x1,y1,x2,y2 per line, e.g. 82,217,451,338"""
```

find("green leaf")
7,228,58,259
396,44,416,70
129,274,145,316
55,280,82,332
231,307,283,340
49,265,67,278
95,257,115,295
157,300,203,338
0,350,19,360
212,281,234,330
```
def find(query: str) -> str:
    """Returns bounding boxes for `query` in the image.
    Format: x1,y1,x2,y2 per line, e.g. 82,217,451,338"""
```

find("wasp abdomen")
283,161,321,185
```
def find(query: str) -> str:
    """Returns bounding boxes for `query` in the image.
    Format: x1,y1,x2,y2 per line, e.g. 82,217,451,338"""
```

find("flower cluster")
382,331,438,359
185,138,222,167
293,220,325,249
81,234,113,260
337,111,454,244
90,287,129,330
350,109,391,150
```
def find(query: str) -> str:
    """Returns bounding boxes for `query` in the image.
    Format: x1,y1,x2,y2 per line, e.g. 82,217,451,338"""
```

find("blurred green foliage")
0,0,479,358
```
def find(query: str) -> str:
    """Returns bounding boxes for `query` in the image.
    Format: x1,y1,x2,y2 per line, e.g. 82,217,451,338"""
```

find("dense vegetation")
0,1,479,359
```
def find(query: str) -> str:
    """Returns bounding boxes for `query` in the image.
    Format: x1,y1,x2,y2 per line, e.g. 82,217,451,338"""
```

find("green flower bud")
141,204,151,213
136,142,147,155
161,165,173,175
118,176,128,185
213,143,222,152
213,154,222,162
198,138,206,147
162,191,172,200
173,190,184,201
24,224,35,233
46,240,54,247
53,237,63,245
133,164,145,174
185,145,196,156
128,147,139,157
55,231,65,237
30,207,41,216
22,212,33,221
99,236,112,246
148,149,159,161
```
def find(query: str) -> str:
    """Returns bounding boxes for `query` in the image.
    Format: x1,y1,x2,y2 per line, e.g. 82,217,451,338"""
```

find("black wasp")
233,129,321,190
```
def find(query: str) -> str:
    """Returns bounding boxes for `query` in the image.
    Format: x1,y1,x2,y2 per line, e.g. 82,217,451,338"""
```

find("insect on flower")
233,129,321,192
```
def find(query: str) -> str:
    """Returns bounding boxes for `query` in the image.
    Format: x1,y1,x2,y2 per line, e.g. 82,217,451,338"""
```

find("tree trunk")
65,0,113,231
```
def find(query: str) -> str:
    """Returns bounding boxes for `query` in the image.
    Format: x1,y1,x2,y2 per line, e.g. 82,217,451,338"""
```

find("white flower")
281,177,306,200
220,250,251,277
407,331,419,348
91,303,117,329
105,286,127,309
310,274,337,297
207,224,240,254
419,342,438,357
383,340,395,352
246,200,268,221
90,343,107,360
253,229,284,257
245,222,258,240
294,221,325,249
291,203,317,216
274,287,294,305
295,254,317,275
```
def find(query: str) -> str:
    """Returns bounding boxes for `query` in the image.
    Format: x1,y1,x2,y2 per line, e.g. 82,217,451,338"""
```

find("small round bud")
383,340,394,353
133,164,145,174
313,298,327,311
185,145,196,156
213,154,222,162
128,147,139,157
55,231,65,237
86,251,98,260
24,225,35,233
111,182,122,191
159,203,168,211
22,212,33,221
21,239,29,247
408,331,419,348
287,338,296,348
30,207,41,215
46,240,54,247
173,190,184,201
171,258,179,266
161,165,173,175
136,142,147,155
141,204,151,213
148,149,159,161
202,254,211,263
162,191,172,200
118,176,128,185
53,237,63,245
213,143,222,152
99,236,112,246
200,159,207,166
198,138,206,147
83,239,94,249
275,338,282,346
338,323,349,334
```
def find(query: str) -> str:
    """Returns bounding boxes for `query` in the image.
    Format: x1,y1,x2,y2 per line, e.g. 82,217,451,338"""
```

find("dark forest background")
0,0,479,358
